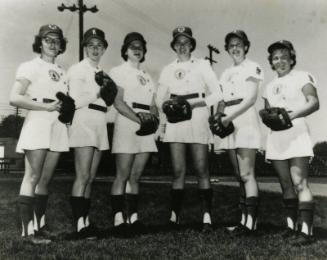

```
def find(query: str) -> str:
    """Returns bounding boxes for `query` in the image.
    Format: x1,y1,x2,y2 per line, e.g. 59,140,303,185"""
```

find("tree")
313,142,327,156
0,114,24,138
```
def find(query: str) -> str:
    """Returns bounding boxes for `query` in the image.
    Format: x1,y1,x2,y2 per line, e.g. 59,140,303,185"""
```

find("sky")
0,0,326,144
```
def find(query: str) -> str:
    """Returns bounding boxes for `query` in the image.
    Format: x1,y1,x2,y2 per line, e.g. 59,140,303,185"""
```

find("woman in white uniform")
9,24,69,244
68,28,109,238
109,32,157,235
263,40,319,245
156,26,222,231
216,30,264,234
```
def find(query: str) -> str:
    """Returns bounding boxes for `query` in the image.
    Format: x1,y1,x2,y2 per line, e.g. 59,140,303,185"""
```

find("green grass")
0,181,327,259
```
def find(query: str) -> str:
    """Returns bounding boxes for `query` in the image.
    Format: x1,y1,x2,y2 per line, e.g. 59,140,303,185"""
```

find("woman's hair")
32,35,67,55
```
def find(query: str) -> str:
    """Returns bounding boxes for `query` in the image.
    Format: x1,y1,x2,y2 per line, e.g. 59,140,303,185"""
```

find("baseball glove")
162,98,192,123
208,112,234,138
56,92,75,124
136,113,159,136
259,107,293,131
95,70,118,106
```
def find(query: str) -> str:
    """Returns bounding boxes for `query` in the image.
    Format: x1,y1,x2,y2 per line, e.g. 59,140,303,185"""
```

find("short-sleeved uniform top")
110,61,157,154
214,59,264,150
68,58,109,151
263,70,316,160
15,57,69,153
157,56,222,144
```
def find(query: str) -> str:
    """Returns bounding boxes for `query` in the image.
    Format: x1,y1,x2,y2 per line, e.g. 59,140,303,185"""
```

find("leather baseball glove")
162,98,192,123
259,107,293,131
208,112,234,138
56,92,75,124
136,113,159,136
95,70,118,106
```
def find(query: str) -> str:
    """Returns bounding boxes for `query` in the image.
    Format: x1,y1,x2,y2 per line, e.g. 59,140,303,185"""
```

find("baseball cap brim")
170,33,196,51
268,42,292,54
82,35,108,47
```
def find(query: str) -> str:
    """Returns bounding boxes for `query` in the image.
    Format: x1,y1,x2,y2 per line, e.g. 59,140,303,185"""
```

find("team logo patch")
175,69,186,80
177,26,185,33
256,67,261,75
137,75,147,86
48,70,60,82
272,84,284,95
48,24,58,30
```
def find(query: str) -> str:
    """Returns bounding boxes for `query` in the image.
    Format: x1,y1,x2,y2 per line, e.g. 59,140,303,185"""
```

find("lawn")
0,180,327,259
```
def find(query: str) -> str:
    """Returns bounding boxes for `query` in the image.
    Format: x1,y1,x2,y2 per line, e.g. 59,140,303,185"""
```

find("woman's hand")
46,100,62,112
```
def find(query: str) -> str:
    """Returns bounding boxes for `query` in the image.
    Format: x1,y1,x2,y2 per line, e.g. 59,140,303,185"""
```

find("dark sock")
111,194,125,223
299,201,315,236
239,195,247,225
18,195,34,237
126,194,138,223
245,196,259,230
198,188,213,216
283,198,298,230
84,198,91,226
70,196,85,232
34,194,48,230
170,189,184,222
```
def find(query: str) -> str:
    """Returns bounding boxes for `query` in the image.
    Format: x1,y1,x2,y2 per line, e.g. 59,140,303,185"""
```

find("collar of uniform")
123,61,145,73
36,56,56,67
176,55,195,64
83,58,101,71
232,58,248,68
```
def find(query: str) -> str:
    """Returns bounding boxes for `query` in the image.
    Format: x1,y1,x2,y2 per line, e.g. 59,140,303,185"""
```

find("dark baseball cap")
225,30,249,45
268,40,295,54
38,24,64,38
170,26,196,51
82,28,108,48
123,32,146,48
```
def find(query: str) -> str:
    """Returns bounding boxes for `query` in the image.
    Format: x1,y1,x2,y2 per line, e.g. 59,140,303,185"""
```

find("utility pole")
58,0,98,61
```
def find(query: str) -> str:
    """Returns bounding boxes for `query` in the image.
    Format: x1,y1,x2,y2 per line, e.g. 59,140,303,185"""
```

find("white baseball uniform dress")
68,58,109,151
110,61,157,154
157,56,222,144
215,58,264,150
263,70,316,160
15,57,69,153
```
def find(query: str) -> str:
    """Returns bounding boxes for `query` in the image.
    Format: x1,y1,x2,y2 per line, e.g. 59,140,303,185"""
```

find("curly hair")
32,35,67,55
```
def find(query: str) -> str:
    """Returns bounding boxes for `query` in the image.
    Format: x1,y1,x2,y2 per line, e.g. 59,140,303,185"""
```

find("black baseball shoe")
167,220,180,231
225,224,254,237
23,234,51,245
111,223,130,238
290,232,316,247
130,220,148,235
280,228,297,239
202,223,214,233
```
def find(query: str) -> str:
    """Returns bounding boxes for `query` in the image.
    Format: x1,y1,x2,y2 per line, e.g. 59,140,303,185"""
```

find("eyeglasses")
43,36,61,45
86,44,105,50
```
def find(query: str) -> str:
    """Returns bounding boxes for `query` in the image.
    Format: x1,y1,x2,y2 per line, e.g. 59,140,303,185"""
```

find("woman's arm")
288,83,319,120
9,78,60,112
113,86,141,124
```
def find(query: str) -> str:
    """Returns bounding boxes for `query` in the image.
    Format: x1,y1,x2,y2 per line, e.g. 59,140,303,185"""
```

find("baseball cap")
225,30,249,45
170,26,196,51
123,32,146,48
268,40,295,55
82,28,108,48
38,24,63,39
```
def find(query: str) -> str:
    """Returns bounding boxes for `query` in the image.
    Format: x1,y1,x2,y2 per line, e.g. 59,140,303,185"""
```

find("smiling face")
271,48,293,77
40,33,61,59
85,38,106,63
126,40,145,63
173,35,192,59
227,37,247,64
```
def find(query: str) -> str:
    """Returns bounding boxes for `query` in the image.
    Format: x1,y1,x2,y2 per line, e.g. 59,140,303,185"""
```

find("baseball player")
262,40,319,246
109,32,158,236
156,26,222,231
67,28,110,239
215,30,264,235
9,24,69,244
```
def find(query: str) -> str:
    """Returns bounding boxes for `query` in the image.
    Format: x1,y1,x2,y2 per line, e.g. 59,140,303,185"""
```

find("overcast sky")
0,0,326,144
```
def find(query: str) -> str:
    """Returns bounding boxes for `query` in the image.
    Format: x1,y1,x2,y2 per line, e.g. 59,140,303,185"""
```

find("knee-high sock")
70,196,85,232
84,198,91,227
170,189,184,222
299,201,315,236
111,195,125,225
245,196,259,230
283,198,298,230
34,194,48,231
126,194,138,223
199,188,213,224
18,195,34,237
239,195,247,226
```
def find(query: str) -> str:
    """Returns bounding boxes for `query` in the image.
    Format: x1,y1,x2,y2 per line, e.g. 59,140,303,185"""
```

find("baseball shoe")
23,235,51,245
202,223,214,233
64,226,97,241
111,223,130,238
167,220,180,231
225,224,254,237
280,228,297,239
290,232,316,247
130,220,148,235
34,225,55,239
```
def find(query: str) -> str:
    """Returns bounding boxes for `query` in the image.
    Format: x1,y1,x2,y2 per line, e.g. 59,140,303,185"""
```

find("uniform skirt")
16,110,69,153
69,107,109,150
112,114,157,154
265,118,313,160
215,106,262,150
163,107,212,144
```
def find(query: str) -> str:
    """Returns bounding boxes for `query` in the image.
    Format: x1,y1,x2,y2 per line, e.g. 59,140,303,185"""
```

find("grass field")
1,180,327,259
